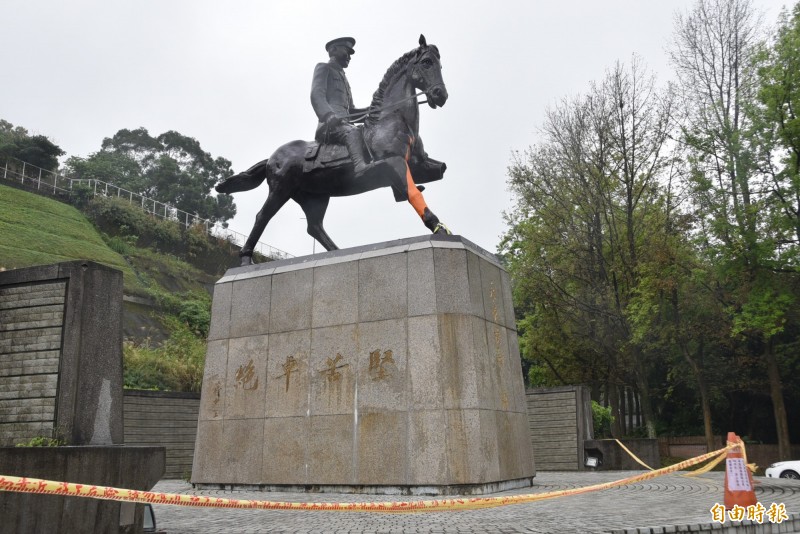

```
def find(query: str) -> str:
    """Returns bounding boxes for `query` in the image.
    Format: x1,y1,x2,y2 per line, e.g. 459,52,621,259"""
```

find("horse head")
410,34,448,109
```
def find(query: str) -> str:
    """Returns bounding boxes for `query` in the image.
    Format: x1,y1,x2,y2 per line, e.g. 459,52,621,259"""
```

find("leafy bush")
145,288,210,335
186,223,211,259
178,298,211,337
83,195,246,275
105,233,137,255
592,400,615,438
85,196,181,252
124,316,206,392
69,182,96,208
16,436,66,447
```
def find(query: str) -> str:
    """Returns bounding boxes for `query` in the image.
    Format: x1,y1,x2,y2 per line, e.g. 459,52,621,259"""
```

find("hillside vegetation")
0,183,220,298
1,120,252,393
0,182,224,392
0,182,136,284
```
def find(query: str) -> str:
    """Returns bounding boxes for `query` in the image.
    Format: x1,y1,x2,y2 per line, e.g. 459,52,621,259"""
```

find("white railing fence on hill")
1,157,293,261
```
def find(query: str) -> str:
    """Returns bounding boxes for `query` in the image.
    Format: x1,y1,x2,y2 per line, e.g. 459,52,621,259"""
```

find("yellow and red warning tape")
0,444,735,514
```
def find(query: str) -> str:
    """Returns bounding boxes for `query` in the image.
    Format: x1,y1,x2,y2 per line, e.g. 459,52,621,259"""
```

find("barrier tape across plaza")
611,438,754,477
0,443,736,514
612,438,743,477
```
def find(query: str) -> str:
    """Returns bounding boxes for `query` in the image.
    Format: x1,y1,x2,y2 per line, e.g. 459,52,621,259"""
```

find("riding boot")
344,129,374,175
422,207,452,235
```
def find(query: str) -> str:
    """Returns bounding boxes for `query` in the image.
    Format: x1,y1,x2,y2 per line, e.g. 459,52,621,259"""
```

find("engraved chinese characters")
276,355,299,392
235,359,258,390
368,350,395,381
319,353,348,383
267,350,394,390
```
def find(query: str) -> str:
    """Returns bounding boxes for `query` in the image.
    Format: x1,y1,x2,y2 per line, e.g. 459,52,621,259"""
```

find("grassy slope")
0,183,214,297
0,183,136,281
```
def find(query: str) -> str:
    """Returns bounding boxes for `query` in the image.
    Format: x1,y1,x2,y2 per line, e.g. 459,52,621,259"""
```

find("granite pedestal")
192,235,535,495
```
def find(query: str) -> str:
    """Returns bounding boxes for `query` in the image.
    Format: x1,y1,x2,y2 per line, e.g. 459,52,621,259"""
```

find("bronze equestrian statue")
311,36,376,176
216,35,451,266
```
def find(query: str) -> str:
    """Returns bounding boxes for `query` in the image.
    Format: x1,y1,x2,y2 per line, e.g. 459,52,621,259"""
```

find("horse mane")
365,46,432,127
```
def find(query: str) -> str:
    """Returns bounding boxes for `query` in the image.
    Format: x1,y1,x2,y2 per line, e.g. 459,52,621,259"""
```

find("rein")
342,91,427,122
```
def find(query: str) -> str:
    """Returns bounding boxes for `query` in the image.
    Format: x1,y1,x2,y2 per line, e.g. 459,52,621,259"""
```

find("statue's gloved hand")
324,113,343,129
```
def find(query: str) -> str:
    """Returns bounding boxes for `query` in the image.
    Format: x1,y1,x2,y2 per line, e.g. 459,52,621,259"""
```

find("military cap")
325,37,356,54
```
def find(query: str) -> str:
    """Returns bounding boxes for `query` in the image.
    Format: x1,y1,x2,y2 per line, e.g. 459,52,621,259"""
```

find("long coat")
310,60,363,142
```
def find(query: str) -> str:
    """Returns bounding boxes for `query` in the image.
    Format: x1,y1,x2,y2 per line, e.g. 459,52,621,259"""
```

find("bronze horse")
216,35,450,266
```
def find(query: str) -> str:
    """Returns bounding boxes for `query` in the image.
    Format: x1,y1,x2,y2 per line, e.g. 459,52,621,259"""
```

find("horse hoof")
240,255,253,266
433,223,452,235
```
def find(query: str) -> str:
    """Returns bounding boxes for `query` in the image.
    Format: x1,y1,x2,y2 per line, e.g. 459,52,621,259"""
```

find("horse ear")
419,34,427,47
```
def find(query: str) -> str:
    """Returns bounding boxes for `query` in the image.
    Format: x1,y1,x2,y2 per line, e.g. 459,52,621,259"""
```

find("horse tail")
215,159,268,194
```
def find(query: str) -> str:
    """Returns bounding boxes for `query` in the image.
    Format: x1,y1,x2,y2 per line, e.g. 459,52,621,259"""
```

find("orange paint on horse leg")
405,163,427,218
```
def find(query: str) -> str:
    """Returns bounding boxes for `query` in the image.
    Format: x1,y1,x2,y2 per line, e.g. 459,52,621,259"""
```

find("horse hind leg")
240,188,291,265
294,192,338,251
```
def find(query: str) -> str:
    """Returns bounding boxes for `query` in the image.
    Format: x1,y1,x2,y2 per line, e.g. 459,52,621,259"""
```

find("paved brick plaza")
151,471,800,533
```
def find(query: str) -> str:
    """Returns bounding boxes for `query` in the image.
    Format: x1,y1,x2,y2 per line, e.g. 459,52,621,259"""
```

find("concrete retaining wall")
526,386,593,470
0,280,65,446
123,390,199,479
659,436,800,471
0,262,124,447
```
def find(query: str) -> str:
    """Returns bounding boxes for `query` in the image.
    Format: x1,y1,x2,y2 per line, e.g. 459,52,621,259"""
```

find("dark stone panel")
0,445,165,534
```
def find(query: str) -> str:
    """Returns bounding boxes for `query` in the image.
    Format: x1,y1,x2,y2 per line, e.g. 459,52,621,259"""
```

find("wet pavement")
150,471,800,533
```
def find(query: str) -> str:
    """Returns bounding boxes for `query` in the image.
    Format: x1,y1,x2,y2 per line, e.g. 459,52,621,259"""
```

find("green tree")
753,2,800,259
503,57,676,438
0,119,64,171
626,199,732,450
66,127,236,225
671,0,795,458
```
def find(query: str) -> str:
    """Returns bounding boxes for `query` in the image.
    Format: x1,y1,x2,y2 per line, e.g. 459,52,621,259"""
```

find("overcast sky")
3,0,790,258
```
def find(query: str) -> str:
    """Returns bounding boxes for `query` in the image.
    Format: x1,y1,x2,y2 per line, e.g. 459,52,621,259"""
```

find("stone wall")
0,261,124,446
659,436,800,472
0,280,66,446
526,385,593,470
123,390,200,479
0,446,164,534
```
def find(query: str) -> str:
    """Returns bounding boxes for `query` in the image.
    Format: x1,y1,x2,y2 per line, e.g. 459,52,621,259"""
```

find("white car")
765,460,800,480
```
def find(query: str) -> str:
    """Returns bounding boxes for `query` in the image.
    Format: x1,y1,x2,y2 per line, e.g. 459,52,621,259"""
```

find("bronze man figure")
310,37,373,175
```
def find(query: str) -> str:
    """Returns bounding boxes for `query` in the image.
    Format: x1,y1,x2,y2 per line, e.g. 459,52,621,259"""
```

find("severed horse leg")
386,155,451,236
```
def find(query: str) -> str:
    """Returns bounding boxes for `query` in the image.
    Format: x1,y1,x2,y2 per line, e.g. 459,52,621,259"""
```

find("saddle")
302,142,351,174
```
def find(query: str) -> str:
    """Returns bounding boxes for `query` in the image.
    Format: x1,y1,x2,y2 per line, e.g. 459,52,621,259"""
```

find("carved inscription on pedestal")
275,355,299,392
235,359,259,390
319,353,348,383
490,281,510,410
368,349,395,381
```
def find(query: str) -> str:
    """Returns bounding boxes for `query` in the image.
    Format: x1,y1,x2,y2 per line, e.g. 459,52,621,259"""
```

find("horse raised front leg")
240,189,290,265
294,192,338,251
386,157,452,236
